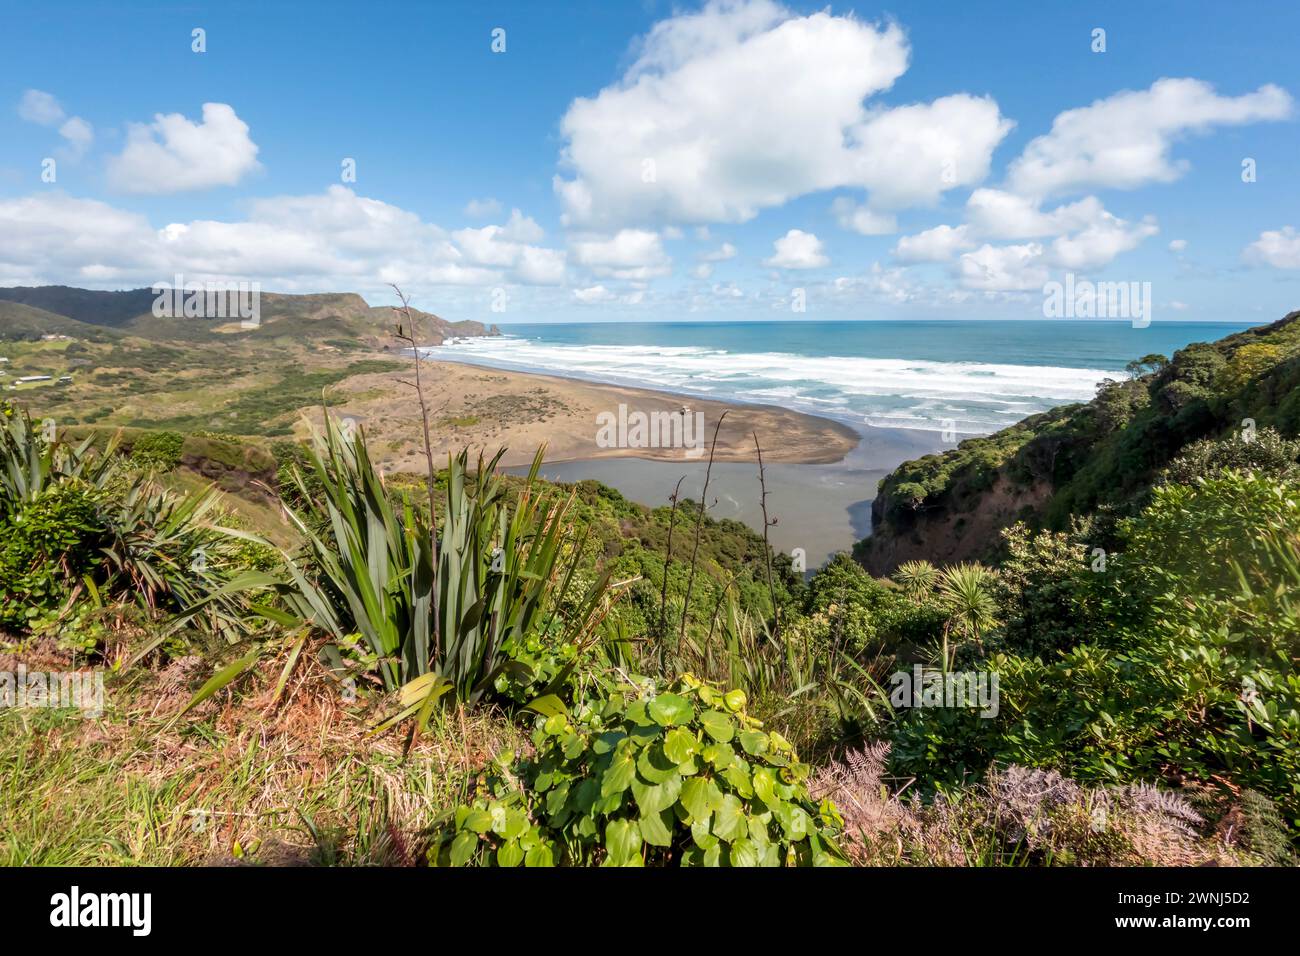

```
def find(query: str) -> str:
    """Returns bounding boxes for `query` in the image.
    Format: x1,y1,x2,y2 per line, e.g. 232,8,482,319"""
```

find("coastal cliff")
856,309,1300,575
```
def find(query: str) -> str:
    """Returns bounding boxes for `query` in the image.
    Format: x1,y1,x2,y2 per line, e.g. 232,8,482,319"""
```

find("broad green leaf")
604,819,643,866
663,726,699,764
638,808,674,847
712,794,747,842
729,836,760,867
680,776,723,823
601,750,637,798
637,744,678,784
496,840,524,867
631,773,681,814
449,830,478,867
698,709,734,742
648,692,694,727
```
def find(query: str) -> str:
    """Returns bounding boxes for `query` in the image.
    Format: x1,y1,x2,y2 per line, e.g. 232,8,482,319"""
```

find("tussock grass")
0,649,525,866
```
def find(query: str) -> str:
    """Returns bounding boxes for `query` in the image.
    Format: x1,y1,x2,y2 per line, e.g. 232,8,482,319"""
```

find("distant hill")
0,300,123,342
0,286,156,327
0,285,498,346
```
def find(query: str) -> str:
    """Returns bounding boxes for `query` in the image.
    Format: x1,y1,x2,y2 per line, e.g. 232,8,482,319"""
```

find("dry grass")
0,643,527,866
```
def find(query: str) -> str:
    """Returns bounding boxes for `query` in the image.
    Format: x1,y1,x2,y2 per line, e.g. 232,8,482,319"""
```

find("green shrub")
431,675,847,866
129,430,184,470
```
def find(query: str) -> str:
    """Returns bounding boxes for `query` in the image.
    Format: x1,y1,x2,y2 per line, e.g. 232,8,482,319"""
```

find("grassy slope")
858,310,1300,573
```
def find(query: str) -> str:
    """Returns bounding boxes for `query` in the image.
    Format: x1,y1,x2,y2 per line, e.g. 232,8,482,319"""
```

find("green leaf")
712,794,747,842
524,843,554,867
680,776,723,824
729,835,760,867
639,808,674,847
648,692,694,727
601,749,637,798
637,743,679,784
524,694,567,718
604,819,643,866
663,726,699,764
698,709,735,742
496,840,524,867
738,730,770,755
464,807,493,834
449,830,478,867
631,773,682,814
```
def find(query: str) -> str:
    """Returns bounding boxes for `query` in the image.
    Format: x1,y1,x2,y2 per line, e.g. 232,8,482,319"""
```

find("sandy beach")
310,358,862,470
302,355,949,567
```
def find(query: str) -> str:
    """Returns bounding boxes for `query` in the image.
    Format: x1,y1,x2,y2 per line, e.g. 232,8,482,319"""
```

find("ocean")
424,318,1259,567
426,319,1254,436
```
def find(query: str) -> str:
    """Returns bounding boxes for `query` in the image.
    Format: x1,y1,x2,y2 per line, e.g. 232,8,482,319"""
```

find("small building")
16,375,52,383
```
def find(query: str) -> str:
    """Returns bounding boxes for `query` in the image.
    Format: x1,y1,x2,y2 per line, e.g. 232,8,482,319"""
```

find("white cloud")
896,189,1158,278
18,90,65,126
572,284,616,304
763,229,827,269
570,229,671,279
107,103,260,194
1048,213,1158,270
693,263,713,280
553,0,1010,226
700,241,737,261
1244,226,1300,269
464,197,502,218
832,197,897,235
17,90,94,159
0,187,566,291
957,242,1048,292
449,209,558,282
1168,239,1188,253
893,224,972,263
1006,78,1293,197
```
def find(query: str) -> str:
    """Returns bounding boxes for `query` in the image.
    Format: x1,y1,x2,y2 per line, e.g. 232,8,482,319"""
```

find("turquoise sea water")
427,319,1255,435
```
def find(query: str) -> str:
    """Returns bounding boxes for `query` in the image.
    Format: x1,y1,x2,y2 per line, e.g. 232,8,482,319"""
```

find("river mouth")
506,423,949,570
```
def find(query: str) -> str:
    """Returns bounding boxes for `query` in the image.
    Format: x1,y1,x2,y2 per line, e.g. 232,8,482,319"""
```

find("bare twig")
389,284,441,648
753,430,781,639
680,411,728,645
657,474,687,671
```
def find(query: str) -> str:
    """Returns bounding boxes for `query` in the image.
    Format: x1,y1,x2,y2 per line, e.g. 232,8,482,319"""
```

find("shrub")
430,675,847,866
129,430,184,470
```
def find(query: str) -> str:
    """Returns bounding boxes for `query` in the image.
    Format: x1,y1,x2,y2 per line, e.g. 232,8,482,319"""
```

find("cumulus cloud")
700,241,737,261
893,224,973,263
957,243,1049,292
832,197,897,235
17,89,94,159
1006,78,1293,197
572,284,616,304
1244,226,1300,269
895,188,1159,283
553,0,1011,226
0,187,566,290
569,229,672,280
763,229,827,269
107,103,260,193
464,197,503,218
1169,239,1188,253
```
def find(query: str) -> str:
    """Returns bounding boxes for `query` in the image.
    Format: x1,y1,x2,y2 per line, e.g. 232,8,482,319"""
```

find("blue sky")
0,0,1297,324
